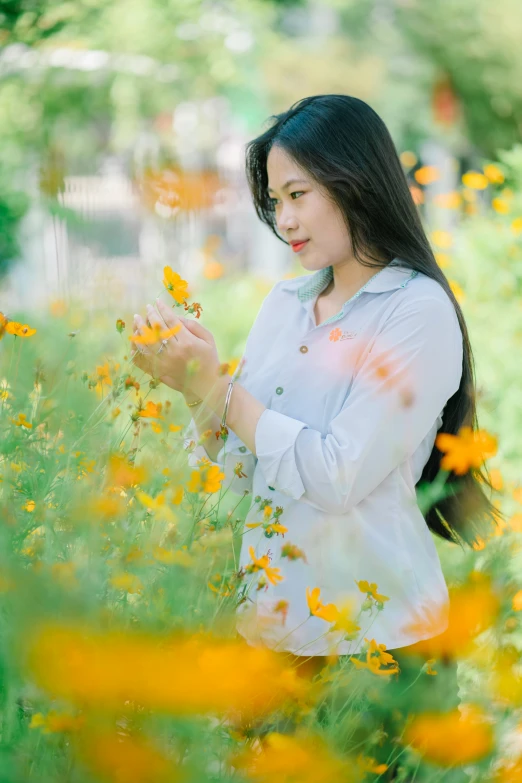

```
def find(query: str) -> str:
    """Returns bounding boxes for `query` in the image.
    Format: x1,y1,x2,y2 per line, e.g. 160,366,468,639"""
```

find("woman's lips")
291,240,309,253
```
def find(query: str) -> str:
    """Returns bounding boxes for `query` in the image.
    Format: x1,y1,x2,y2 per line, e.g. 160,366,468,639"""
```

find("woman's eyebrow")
267,178,308,193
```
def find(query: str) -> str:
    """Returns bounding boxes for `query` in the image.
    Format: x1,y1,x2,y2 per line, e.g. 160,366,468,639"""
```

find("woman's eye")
269,191,303,205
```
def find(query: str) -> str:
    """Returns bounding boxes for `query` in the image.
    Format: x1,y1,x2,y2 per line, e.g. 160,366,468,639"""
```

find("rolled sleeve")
255,296,463,514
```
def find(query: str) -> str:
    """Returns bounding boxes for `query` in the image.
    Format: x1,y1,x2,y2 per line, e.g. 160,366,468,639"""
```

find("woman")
132,95,500,777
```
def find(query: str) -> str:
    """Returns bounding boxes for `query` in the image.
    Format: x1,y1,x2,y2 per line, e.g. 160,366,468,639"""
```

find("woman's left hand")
130,299,223,400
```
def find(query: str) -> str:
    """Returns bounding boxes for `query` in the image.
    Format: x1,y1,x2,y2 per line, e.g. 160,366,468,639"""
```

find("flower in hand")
130,298,223,401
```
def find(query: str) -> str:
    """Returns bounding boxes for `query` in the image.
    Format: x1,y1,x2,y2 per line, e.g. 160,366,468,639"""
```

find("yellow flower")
483,163,505,184
492,197,510,214
436,425,498,474
30,710,84,733
512,591,522,612
75,729,175,783
399,150,417,168
153,546,193,568
231,730,355,783
136,491,177,523
431,229,453,249
462,171,489,190
247,546,284,586
93,361,112,396
138,401,163,419
355,580,390,603
163,266,190,304
449,279,465,302
433,191,462,209
110,572,143,594
350,638,399,676
130,323,181,345
403,704,494,766
187,464,225,495
434,252,452,269
12,413,32,429
305,587,339,623
5,321,37,337
22,500,35,512
511,217,522,235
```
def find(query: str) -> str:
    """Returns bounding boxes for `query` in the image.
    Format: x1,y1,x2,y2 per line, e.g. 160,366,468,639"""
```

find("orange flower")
414,166,440,185
105,454,148,487
30,710,84,734
230,730,355,783
163,266,190,304
93,362,112,395
399,571,500,660
403,704,494,766
281,543,308,562
329,327,343,342
436,425,498,474
75,729,177,783
5,321,37,337
0,312,7,339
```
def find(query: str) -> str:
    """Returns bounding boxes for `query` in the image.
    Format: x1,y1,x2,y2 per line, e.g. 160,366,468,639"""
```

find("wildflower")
93,362,112,396
153,546,193,568
414,165,440,185
492,197,510,214
306,587,338,623
5,321,37,337
75,729,176,783
162,266,190,304
105,454,147,487
110,572,143,594
436,425,498,474
512,591,522,611
425,659,438,676
329,599,361,639
433,191,462,209
187,464,225,495
22,500,35,512
246,546,284,586
273,599,289,626
403,704,494,766
26,623,310,718
130,323,181,345
356,754,389,775
449,280,465,302
400,150,417,167
115,318,125,333
136,491,177,523
30,710,84,733
12,413,32,429
281,543,308,562
138,401,163,419
511,217,522,235
0,312,6,339
462,171,489,190
230,730,355,783
431,229,453,248
350,638,399,676
399,570,500,660
483,163,505,184
355,579,390,604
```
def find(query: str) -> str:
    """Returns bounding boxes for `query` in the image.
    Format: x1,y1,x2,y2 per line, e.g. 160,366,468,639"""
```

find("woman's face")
266,145,353,271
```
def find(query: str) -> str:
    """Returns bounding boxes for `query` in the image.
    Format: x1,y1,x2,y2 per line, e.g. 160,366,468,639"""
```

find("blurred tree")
396,0,522,157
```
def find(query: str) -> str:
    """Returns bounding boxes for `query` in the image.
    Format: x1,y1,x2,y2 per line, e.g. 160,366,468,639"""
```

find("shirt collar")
281,257,418,302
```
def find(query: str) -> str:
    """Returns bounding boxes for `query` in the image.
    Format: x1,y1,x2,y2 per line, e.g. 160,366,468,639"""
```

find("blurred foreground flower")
436,425,498,474
24,624,311,719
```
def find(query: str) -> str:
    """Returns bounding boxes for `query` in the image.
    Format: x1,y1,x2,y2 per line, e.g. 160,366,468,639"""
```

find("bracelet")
221,380,235,434
186,398,202,407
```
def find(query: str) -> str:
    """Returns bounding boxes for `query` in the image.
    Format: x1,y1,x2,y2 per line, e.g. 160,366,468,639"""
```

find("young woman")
132,95,500,777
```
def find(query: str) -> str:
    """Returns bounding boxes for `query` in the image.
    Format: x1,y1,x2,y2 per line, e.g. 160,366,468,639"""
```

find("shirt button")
239,446,247,453
299,345,308,353
276,386,283,395
268,486,275,491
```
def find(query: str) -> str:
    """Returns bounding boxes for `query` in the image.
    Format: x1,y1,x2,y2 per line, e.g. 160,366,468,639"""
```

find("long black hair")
245,93,504,548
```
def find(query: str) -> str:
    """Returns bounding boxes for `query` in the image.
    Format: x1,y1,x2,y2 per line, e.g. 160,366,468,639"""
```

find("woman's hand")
130,299,223,400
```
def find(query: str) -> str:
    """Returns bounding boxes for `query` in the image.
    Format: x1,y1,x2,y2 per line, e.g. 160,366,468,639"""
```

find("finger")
146,302,168,331
155,298,184,332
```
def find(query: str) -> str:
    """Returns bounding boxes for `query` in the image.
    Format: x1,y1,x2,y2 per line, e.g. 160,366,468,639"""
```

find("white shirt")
184,258,463,655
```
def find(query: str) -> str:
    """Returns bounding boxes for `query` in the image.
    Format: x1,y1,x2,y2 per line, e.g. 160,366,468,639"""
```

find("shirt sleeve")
254,295,463,515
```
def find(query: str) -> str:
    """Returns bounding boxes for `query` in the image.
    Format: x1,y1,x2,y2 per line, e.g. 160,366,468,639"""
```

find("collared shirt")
184,258,463,655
